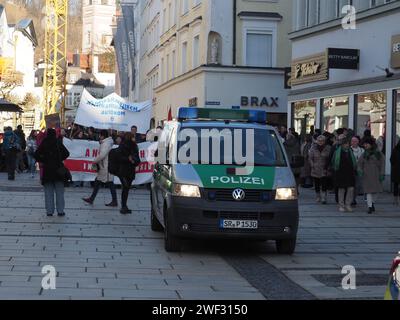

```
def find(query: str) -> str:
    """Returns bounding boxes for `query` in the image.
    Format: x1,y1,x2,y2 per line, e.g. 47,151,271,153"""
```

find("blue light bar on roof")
177,107,267,124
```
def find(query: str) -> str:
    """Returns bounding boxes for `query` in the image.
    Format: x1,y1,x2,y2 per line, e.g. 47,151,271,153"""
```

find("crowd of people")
0,124,142,216
277,125,400,214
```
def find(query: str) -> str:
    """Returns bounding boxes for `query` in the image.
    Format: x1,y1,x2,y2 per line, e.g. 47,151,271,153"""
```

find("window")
323,96,349,132
181,42,187,73
172,50,176,78
357,92,387,141
163,8,167,32
166,54,170,80
87,31,91,46
293,100,317,137
246,33,272,67
193,35,200,68
161,57,165,82
182,0,189,15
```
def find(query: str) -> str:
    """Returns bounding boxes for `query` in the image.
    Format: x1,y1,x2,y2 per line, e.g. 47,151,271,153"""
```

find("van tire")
276,238,296,255
150,194,163,232
164,206,181,252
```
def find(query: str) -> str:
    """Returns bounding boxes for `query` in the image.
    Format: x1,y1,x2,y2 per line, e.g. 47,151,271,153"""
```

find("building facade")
153,0,293,127
288,0,400,178
82,0,116,55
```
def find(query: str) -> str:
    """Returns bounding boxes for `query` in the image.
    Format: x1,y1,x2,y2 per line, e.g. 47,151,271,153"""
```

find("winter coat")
331,147,357,188
390,146,400,183
300,142,312,178
309,144,332,178
358,150,385,194
34,136,70,185
93,137,114,183
2,131,21,152
284,135,301,175
118,140,140,180
14,129,26,151
26,138,38,155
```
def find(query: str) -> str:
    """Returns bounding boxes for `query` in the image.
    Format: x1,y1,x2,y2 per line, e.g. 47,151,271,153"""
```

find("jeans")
5,149,17,179
44,181,65,215
119,176,134,208
15,151,25,172
89,179,117,203
338,187,354,207
27,154,36,175
314,177,328,194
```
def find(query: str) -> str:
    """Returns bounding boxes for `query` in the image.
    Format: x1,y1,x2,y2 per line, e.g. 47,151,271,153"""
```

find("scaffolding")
41,0,68,128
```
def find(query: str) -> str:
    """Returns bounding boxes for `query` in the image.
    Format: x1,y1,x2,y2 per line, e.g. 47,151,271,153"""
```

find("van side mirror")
290,155,304,169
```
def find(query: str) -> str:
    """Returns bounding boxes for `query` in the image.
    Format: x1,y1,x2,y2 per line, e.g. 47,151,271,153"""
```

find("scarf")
332,146,357,171
363,148,381,161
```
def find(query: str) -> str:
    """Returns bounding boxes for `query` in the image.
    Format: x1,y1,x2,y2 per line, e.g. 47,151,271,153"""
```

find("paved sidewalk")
0,173,264,300
0,173,398,300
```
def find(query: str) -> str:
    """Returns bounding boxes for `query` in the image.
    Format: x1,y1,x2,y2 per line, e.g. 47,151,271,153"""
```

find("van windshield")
176,127,287,167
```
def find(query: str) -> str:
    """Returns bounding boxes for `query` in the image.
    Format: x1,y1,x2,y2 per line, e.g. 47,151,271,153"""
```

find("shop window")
293,100,317,138
357,91,387,142
323,96,349,133
395,91,400,146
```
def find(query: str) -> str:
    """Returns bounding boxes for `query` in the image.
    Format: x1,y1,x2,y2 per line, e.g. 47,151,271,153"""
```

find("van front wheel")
276,238,296,255
164,207,181,252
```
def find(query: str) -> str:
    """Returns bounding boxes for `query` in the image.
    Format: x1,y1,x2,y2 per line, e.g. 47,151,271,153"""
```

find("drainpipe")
233,0,237,66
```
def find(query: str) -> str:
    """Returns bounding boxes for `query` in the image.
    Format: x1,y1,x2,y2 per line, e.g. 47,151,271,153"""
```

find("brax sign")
328,48,360,70
241,96,279,108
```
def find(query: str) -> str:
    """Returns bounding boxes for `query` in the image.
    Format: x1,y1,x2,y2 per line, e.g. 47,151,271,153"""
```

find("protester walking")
116,133,140,214
26,130,38,178
358,137,385,214
83,130,118,207
284,129,301,188
300,134,313,188
2,127,20,180
309,135,332,204
350,136,364,205
14,125,26,173
34,128,70,217
331,135,357,212
390,140,400,206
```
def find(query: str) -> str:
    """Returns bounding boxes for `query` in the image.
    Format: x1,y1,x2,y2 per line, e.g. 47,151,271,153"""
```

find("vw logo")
232,189,245,201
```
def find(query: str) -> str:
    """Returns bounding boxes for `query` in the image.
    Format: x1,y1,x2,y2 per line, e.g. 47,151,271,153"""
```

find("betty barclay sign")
291,52,329,86
74,89,152,133
391,34,400,69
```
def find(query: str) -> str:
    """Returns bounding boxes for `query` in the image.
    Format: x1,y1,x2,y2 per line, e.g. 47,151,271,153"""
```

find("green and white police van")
150,107,303,254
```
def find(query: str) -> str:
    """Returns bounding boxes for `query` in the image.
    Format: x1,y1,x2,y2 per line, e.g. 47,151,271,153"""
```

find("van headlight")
173,184,201,198
275,188,297,200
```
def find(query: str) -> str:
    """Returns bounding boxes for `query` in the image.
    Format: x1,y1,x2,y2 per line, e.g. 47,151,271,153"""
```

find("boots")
316,193,321,203
321,192,327,205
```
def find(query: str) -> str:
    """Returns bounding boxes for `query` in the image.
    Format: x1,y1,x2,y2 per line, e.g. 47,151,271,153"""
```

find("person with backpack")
82,130,118,207
2,127,21,180
26,130,38,178
113,133,140,214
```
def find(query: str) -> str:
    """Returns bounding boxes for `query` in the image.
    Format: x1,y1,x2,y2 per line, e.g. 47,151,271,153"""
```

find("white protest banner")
74,89,152,133
63,138,156,185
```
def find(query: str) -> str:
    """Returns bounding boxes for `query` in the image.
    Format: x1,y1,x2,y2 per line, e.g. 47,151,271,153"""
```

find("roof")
0,99,23,113
15,18,38,47
73,72,106,88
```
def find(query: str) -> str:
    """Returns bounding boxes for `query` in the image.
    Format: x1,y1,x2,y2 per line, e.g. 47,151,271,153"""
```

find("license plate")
220,219,258,229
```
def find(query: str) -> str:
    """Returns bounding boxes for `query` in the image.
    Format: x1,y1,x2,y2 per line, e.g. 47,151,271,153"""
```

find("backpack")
108,148,121,176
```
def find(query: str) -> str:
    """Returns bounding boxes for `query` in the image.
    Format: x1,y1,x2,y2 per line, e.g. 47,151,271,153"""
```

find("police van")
151,107,303,254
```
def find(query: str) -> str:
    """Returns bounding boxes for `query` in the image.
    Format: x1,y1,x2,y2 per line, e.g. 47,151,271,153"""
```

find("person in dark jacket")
390,141,400,206
331,135,357,212
2,127,21,180
117,133,140,214
14,125,26,173
34,129,70,217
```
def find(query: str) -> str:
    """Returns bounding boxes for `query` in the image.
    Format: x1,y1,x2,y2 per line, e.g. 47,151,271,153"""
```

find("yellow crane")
41,0,68,129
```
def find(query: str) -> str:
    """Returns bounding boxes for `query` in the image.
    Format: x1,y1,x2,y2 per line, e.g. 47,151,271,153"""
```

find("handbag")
56,143,72,182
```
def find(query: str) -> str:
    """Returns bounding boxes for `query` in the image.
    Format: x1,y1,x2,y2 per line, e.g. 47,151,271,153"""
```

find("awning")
0,99,23,113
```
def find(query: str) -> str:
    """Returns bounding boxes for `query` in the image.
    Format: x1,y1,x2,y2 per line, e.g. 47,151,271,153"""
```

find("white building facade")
153,0,293,127
288,0,400,178
82,0,116,55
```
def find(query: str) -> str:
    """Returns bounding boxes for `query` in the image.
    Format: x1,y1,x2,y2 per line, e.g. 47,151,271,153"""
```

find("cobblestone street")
0,173,398,300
